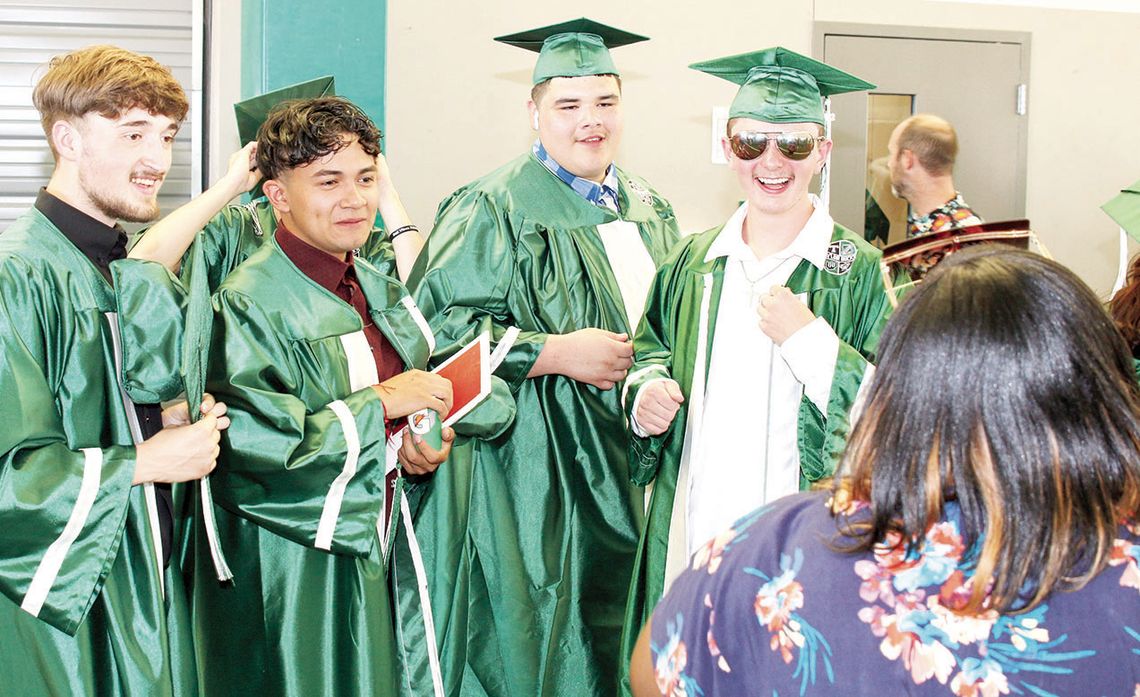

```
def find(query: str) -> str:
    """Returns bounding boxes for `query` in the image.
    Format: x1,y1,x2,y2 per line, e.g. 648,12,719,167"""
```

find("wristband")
388,224,418,242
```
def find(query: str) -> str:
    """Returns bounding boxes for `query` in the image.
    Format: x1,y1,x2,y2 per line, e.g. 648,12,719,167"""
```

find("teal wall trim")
240,0,387,134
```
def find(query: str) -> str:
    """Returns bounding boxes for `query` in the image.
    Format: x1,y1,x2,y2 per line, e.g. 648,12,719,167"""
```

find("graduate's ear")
816,138,833,172
50,119,82,163
263,178,290,214
527,100,539,131
720,135,734,163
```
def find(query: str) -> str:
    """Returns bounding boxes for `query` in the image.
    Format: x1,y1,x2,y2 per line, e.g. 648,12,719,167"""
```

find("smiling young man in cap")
618,47,896,682
111,81,425,443
126,76,423,290
405,17,680,697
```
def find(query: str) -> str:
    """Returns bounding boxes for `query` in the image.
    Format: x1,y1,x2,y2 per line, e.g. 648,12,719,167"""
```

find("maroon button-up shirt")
275,225,405,385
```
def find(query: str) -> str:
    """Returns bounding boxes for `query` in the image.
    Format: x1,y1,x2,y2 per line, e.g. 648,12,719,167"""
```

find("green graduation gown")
406,153,680,697
195,240,437,696
0,209,195,696
116,197,393,405
617,219,896,688
114,199,441,695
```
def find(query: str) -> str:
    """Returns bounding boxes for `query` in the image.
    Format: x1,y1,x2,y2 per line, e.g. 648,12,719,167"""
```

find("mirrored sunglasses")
729,131,822,161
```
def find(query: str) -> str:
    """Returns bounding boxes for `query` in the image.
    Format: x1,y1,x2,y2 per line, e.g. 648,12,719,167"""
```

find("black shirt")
34,189,174,566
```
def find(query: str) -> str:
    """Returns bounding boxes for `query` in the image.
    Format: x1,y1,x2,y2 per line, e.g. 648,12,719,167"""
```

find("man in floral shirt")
887,114,982,238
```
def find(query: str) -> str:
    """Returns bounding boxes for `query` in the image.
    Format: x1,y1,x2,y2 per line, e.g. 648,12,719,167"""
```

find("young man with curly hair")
191,96,451,697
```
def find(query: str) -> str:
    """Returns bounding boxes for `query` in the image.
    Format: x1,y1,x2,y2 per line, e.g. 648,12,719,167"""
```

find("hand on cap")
222,142,261,199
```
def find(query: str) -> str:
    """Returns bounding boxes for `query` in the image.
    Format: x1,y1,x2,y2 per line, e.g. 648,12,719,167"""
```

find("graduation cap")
691,47,874,208
690,47,874,126
1102,178,1140,294
232,76,335,194
494,17,648,85
1103,179,1140,241
233,75,336,146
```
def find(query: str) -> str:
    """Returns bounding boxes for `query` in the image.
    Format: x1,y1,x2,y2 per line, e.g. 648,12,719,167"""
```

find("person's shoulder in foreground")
647,490,1140,696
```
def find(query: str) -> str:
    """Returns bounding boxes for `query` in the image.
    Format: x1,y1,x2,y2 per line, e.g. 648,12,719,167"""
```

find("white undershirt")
685,200,840,555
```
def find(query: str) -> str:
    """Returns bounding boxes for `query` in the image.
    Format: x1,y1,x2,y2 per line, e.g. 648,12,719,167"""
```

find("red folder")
433,331,492,427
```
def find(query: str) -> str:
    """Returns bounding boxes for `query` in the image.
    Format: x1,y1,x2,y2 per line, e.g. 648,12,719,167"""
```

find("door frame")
812,22,1032,218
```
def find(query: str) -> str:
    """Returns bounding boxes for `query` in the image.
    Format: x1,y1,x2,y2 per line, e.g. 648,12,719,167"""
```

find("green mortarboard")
690,47,874,126
494,18,648,85
233,75,336,146
1103,178,1140,243
233,75,335,194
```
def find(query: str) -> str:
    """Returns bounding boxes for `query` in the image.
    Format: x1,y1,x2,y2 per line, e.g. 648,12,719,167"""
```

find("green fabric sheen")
616,220,896,694
194,242,435,696
1102,178,1140,242
533,32,618,84
116,197,393,404
113,198,418,695
691,47,875,126
0,208,196,696
406,152,680,697
730,66,825,125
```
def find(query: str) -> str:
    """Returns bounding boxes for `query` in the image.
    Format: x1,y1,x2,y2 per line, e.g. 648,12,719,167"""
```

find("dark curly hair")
256,96,381,179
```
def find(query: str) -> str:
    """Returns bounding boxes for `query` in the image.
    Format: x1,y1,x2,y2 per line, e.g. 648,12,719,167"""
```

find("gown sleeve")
112,258,188,403
624,250,685,486
0,259,135,635
114,202,264,404
206,288,391,557
811,262,899,479
409,189,546,392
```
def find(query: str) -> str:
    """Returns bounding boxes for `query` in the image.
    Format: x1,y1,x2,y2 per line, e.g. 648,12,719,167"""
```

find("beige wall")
384,0,812,244
211,1,1140,297
207,0,242,184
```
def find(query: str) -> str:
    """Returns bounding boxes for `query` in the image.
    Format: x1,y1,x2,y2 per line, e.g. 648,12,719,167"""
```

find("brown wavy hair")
837,246,1140,615
32,45,188,158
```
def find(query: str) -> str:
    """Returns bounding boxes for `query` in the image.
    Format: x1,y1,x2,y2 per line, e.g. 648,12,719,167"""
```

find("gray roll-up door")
0,0,198,232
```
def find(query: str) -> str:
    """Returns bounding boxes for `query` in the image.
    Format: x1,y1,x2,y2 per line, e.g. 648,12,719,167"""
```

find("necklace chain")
740,256,796,306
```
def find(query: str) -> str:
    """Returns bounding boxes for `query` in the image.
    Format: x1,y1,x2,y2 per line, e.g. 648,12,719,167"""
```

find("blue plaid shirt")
532,140,620,212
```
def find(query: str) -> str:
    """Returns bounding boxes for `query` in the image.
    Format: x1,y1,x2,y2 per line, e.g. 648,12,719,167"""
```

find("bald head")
891,114,958,176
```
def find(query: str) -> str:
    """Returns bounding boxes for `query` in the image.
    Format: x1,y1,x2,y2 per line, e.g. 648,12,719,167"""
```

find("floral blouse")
650,491,1140,696
906,193,982,238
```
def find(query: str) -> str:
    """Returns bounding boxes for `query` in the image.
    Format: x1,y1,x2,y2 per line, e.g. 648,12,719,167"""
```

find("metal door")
814,25,1030,246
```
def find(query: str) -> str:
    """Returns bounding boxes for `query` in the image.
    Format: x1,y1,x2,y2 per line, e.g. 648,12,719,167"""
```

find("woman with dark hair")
630,247,1140,696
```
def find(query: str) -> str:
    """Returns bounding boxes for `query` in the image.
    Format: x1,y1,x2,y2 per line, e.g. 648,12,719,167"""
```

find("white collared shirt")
684,197,840,554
